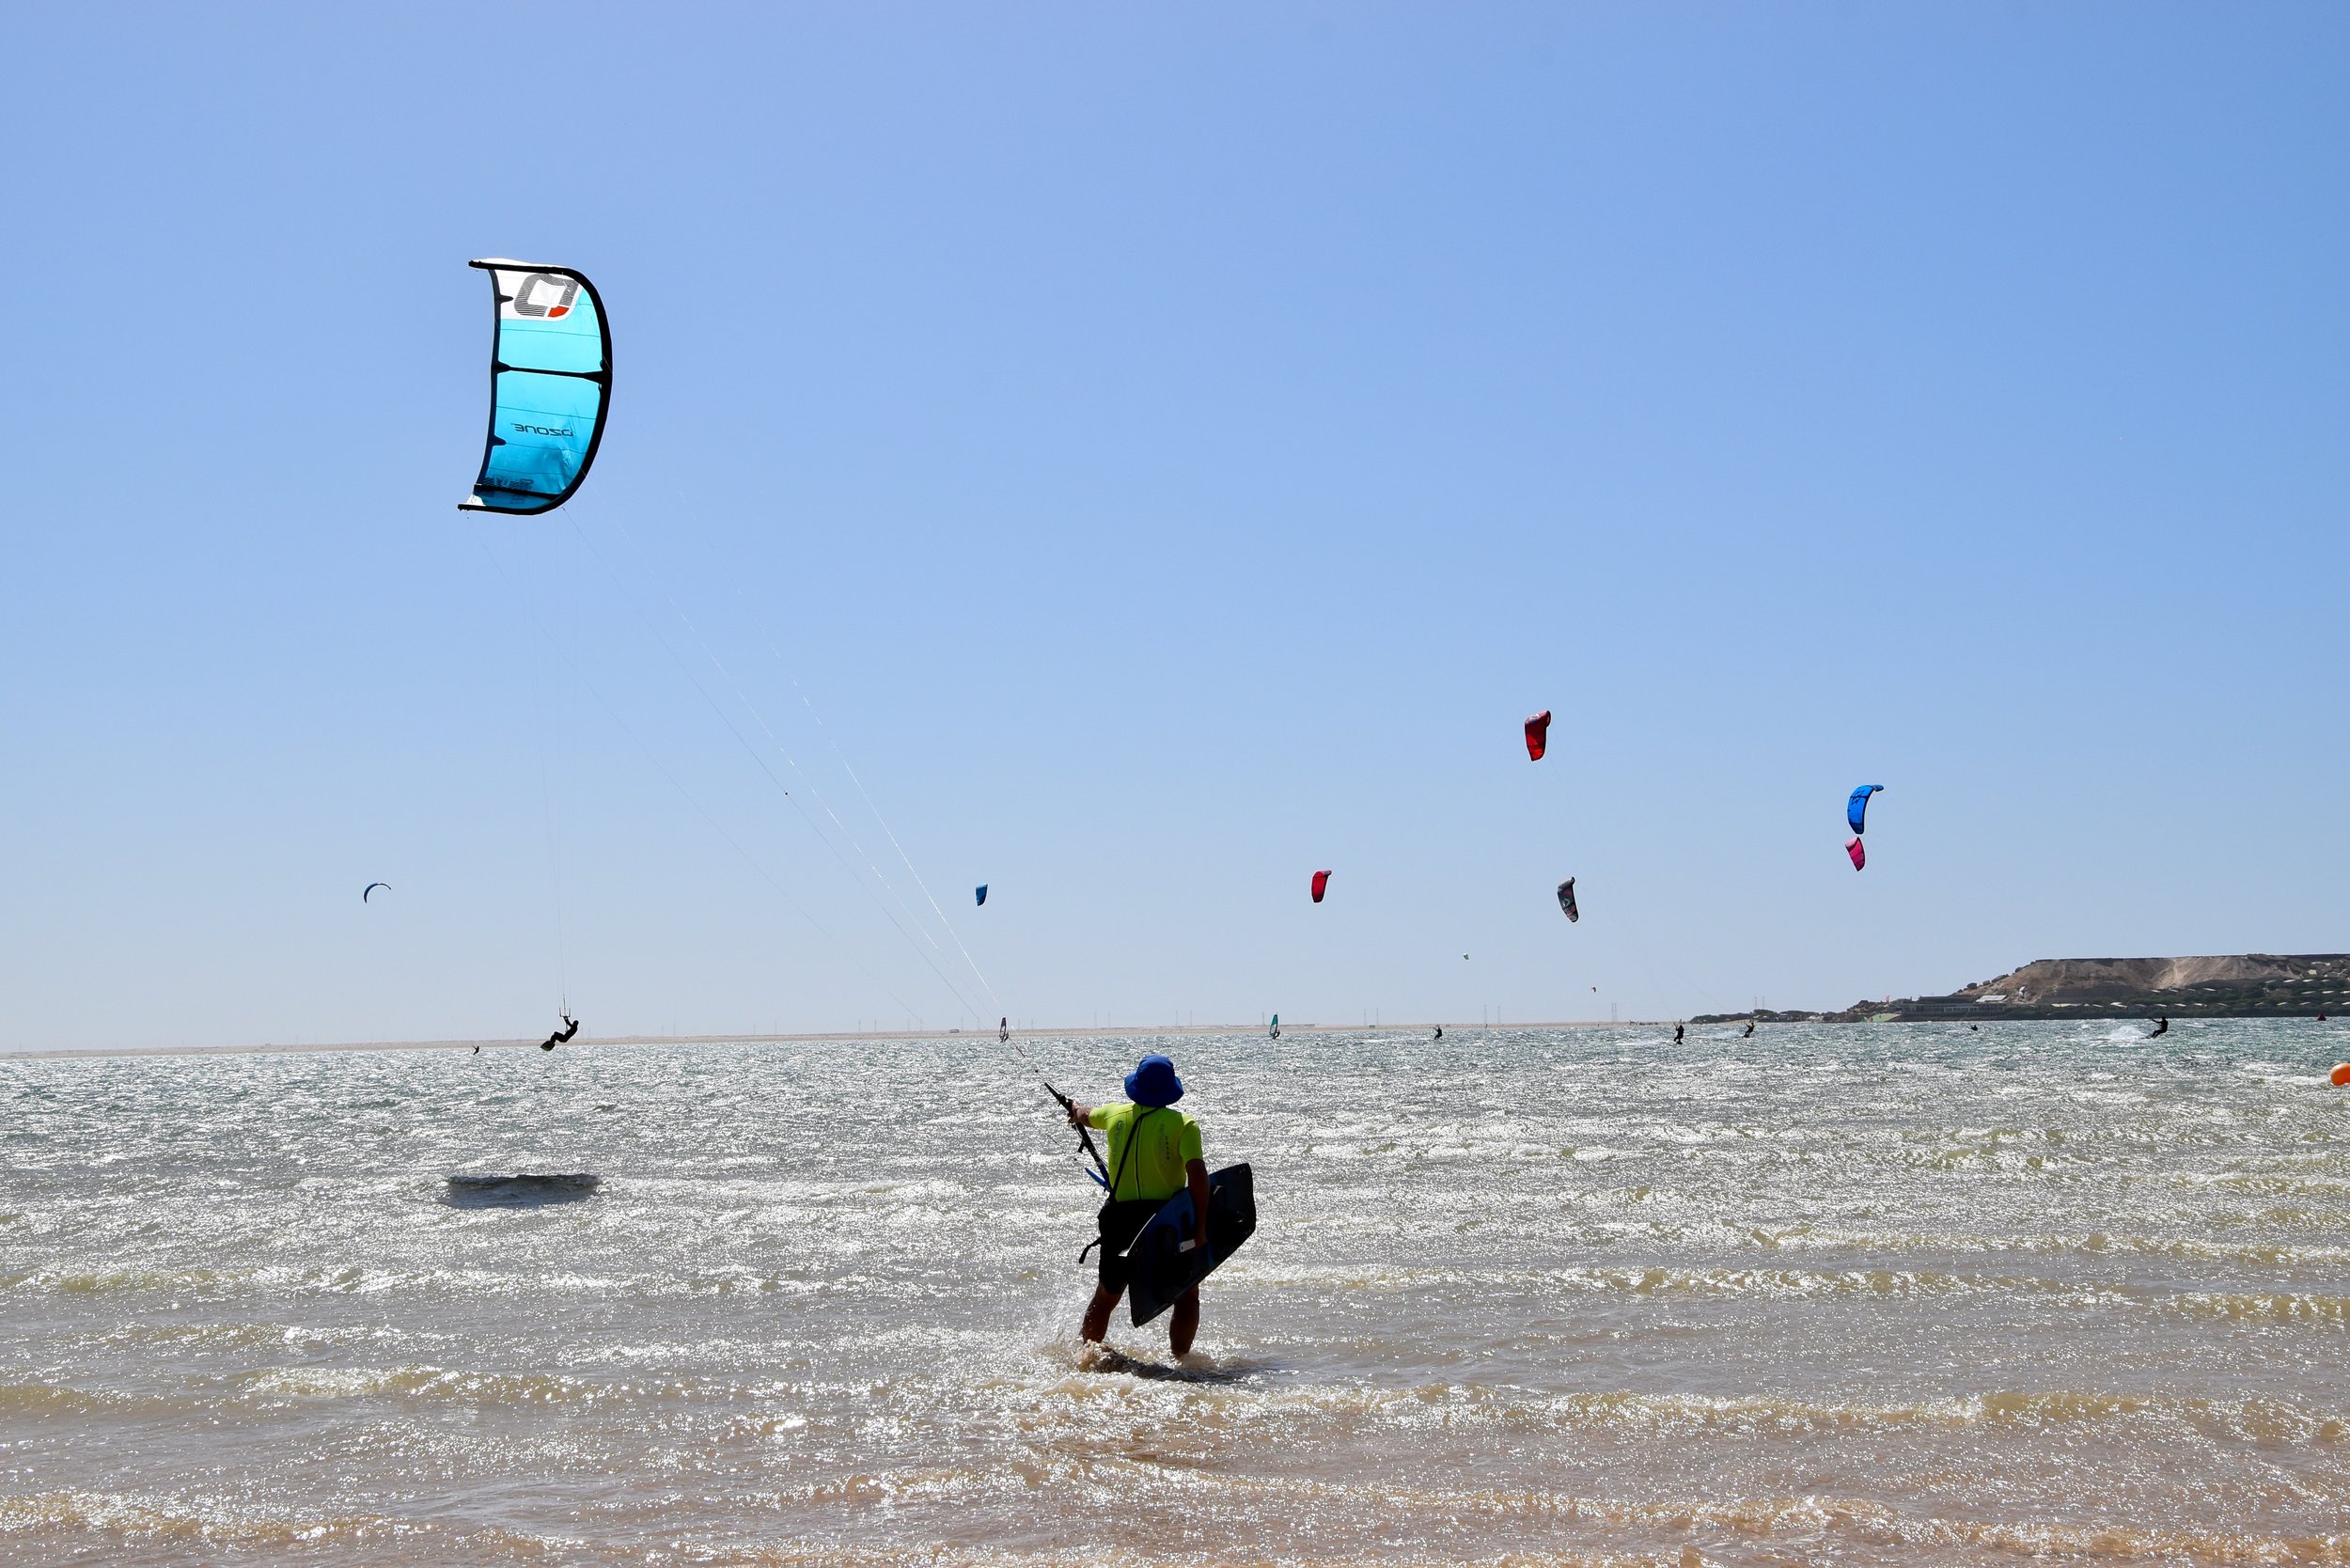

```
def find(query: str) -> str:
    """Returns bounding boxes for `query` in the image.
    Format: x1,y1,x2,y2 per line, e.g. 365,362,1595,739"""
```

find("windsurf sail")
1525,710,1552,760
1310,870,1331,903
461,259,612,514
1847,784,1883,835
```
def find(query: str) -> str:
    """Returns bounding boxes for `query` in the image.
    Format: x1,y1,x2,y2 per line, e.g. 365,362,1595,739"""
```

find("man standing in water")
1067,1053,1212,1356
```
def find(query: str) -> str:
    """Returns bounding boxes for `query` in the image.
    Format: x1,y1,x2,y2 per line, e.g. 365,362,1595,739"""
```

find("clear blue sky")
4,5,2344,1049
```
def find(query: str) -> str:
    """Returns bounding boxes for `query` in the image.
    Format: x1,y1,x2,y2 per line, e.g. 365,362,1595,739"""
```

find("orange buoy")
2331,1063,2350,1088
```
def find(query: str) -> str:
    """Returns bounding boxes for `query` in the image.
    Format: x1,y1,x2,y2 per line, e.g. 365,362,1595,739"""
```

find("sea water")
3,1021,2347,1565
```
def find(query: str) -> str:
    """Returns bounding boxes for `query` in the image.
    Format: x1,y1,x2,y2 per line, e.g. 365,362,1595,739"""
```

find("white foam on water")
5,1020,2350,1564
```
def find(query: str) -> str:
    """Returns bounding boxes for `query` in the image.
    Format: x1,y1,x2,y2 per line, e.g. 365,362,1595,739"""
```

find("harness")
1077,1105,1162,1264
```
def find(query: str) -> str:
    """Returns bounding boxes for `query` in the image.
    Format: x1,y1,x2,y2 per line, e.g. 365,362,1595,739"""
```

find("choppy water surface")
4,1021,2348,1565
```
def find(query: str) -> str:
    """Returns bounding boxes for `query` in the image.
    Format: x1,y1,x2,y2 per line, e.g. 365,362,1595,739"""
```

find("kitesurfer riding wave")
2148,1015,2170,1039
1067,1054,1210,1357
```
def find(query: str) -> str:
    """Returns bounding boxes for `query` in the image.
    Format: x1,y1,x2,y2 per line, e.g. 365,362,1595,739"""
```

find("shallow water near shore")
4,1020,2348,1565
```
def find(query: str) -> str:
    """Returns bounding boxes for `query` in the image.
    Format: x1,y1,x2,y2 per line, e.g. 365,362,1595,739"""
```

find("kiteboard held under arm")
1125,1165,1258,1327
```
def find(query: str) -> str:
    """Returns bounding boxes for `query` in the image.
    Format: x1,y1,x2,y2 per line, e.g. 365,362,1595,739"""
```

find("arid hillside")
1956,954,2350,1006
1695,954,2350,1024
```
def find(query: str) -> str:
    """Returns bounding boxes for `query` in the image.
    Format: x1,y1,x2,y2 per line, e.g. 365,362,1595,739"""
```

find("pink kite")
1310,870,1332,903
1845,837,1866,870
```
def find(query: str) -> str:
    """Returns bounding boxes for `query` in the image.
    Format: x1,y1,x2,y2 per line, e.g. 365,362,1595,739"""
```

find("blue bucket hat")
1124,1053,1184,1108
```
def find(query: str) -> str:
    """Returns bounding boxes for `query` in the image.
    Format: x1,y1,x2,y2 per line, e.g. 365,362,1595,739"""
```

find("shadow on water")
1077,1343,1277,1384
443,1172,601,1209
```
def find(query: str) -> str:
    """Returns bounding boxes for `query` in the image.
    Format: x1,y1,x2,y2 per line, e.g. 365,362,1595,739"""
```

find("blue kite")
975,885,988,906
1847,784,1884,836
460,259,612,514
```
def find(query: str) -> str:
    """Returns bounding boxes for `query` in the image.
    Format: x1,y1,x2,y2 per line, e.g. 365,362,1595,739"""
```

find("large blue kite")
460,259,612,514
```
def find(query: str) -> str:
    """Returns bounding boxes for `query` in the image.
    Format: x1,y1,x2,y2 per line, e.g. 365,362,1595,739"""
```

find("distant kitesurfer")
1742,1020,1756,1039
1673,1024,1684,1044
540,1013,579,1052
1434,1026,1443,1041
2148,1016,2170,1039
999,1015,1010,1044
1067,1054,1211,1357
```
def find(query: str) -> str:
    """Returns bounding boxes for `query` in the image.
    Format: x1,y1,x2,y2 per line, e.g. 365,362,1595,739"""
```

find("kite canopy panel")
1525,711,1552,761
1847,784,1884,835
461,259,611,514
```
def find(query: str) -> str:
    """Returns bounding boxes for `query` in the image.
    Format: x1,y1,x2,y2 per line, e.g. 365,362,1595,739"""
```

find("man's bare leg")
1081,1285,1120,1344
1170,1286,1199,1357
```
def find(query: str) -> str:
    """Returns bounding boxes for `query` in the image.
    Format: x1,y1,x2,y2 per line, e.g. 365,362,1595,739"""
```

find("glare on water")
3,1021,2347,1564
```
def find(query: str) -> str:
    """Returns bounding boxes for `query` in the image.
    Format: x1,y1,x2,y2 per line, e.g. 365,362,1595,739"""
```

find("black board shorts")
1094,1198,1164,1294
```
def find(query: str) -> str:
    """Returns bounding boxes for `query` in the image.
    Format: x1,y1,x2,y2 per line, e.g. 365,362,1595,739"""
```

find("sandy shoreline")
0,1019,1633,1062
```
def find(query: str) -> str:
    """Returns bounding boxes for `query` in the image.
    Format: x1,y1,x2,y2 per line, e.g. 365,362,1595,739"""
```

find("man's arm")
1186,1158,1210,1250
1067,1102,1092,1126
